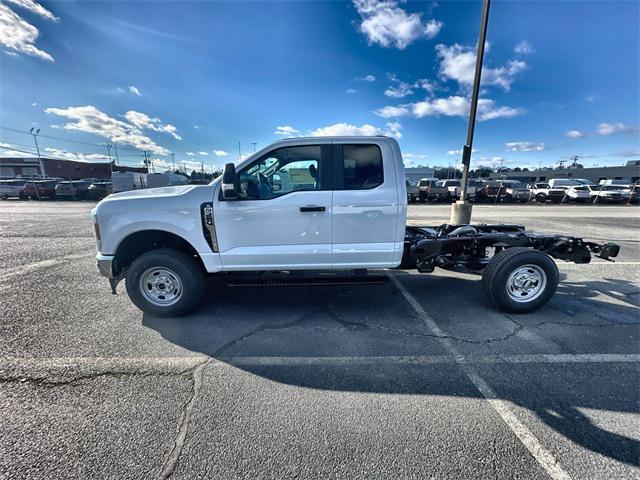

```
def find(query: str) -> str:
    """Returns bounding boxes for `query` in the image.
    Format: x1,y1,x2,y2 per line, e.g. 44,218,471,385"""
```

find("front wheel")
482,247,559,313
125,248,205,317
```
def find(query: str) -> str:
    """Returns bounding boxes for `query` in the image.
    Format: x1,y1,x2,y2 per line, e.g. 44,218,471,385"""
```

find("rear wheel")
482,247,559,313
125,248,205,317
535,193,546,203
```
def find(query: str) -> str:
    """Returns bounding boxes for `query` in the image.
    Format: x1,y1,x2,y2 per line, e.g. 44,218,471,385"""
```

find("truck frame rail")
404,224,620,273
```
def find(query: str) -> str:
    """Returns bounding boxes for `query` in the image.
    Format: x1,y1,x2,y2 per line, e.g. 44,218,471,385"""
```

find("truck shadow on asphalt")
143,272,639,467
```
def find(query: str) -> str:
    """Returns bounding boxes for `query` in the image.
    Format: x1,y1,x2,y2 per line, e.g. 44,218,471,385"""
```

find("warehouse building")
0,157,147,179
488,161,640,184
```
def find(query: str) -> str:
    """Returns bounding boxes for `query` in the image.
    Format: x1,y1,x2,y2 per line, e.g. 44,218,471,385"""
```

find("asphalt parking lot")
1,201,638,479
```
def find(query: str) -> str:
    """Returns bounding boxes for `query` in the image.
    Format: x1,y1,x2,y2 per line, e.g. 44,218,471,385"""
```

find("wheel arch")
113,229,205,276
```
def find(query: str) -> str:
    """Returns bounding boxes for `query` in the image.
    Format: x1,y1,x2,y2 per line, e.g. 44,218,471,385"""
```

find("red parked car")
22,179,61,199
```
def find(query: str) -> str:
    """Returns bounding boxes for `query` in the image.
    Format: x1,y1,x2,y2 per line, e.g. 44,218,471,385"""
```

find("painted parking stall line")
388,272,572,480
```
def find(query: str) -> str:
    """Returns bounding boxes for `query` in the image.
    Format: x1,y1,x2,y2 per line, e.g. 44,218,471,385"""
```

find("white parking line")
0,252,94,283
388,272,572,480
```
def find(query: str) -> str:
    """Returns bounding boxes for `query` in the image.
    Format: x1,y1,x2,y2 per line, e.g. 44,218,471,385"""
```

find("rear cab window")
340,144,383,190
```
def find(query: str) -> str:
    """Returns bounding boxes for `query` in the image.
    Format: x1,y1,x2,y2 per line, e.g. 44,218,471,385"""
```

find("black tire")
535,194,546,203
125,248,205,317
482,247,559,313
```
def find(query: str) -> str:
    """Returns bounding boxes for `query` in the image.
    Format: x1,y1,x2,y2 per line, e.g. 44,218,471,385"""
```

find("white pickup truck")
91,136,618,317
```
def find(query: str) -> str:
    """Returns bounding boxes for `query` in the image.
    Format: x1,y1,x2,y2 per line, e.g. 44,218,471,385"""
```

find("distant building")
489,161,640,184
405,167,435,183
0,157,147,179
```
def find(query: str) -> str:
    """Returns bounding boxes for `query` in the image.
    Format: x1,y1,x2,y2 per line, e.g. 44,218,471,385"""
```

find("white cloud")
505,141,545,152
193,124,200,129
384,81,414,98
5,0,58,21
447,148,477,155
45,105,174,156
0,3,54,61
415,78,437,94
275,125,300,136
565,130,585,138
346,88,357,94
43,147,108,162
357,74,376,82
375,95,524,121
123,110,182,140
127,85,142,96
353,0,443,49
197,151,208,156
310,121,402,139
375,105,411,117
31,102,37,106
514,40,533,55
436,43,526,92
213,150,229,157
186,152,195,156
475,156,507,168
596,122,636,136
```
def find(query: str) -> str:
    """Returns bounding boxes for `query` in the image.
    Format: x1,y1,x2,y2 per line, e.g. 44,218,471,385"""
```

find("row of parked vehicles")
0,178,113,200
406,178,639,205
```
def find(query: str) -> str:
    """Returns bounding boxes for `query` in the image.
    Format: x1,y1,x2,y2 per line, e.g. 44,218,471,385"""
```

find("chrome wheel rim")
139,267,183,306
506,264,547,303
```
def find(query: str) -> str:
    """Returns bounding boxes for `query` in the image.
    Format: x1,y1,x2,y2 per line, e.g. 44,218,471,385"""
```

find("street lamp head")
30,127,34,134
36,129,40,135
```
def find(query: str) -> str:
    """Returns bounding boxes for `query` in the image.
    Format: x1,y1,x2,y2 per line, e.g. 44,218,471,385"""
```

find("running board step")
227,276,389,287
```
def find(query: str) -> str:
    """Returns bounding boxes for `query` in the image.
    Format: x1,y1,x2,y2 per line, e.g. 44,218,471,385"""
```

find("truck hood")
103,185,196,201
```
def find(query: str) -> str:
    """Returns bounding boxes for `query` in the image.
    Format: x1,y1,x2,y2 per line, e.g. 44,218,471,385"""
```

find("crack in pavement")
0,369,195,387
159,361,208,480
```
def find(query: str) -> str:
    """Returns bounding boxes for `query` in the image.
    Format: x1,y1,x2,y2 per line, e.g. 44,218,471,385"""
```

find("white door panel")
215,190,332,269
332,142,401,268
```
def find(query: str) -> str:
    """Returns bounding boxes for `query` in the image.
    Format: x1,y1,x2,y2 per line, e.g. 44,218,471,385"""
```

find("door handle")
300,205,326,212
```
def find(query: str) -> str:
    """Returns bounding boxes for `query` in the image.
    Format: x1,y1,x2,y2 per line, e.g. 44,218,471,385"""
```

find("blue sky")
1,0,638,171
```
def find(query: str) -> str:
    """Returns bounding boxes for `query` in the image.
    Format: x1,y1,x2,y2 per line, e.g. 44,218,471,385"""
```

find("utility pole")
452,0,491,224
113,144,120,167
251,142,257,152
237,141,242,162
106,144,113,176
171,152,176,172
29,128,45,177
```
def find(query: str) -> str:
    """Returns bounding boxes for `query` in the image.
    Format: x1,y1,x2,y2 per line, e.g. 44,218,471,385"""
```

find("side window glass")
342,144,383,190
238,145,321,200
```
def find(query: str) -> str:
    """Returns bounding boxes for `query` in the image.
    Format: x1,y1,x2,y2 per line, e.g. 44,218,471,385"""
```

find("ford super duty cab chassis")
91,136,619,317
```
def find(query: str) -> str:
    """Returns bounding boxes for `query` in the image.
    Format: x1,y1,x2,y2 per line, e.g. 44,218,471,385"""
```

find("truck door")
331,142,401,268
214,144,333,270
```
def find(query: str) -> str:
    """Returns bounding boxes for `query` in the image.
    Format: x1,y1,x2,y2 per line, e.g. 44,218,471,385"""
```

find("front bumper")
97,254,115,278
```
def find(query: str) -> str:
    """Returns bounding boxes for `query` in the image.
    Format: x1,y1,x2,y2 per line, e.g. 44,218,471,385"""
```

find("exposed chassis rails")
404,224,620,273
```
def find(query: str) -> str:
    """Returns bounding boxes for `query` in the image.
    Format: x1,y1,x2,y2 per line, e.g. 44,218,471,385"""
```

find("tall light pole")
251,142,257,152
171,152,176,171
451,0,491,225
29,128,45,177
113,144,120,167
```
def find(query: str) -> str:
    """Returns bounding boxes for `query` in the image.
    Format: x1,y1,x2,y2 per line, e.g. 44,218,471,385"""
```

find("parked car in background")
548,178,579,189
439,179,478,201
586,185,627,204
88,181,113,200
0,179,29,199
564,185,591,203
55,179,94,200
405,179,419,203
530,182,567,203
615,183,640,204
481,180,530,203
418,178,450,202
22,179,61,199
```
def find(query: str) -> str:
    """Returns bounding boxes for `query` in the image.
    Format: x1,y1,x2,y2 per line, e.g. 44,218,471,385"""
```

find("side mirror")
221,163,239,200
